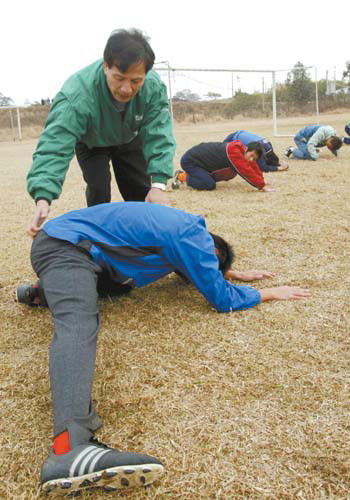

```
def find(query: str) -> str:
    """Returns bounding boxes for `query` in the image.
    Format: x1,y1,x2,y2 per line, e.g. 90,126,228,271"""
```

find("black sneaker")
15,280,47,307
284,147,293,158
41,438,164,495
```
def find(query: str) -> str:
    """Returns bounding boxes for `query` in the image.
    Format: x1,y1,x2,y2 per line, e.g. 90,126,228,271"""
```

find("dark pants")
75,136,151,206
180,152,216,191
344,124,350,145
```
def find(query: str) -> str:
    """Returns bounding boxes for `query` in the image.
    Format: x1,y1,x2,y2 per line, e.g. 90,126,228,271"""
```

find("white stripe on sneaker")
78,448,106,476
69,446,96,477
88,449,111,474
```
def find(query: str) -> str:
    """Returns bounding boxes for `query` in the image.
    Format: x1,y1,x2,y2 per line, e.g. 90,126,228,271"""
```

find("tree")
285,62,314,105
173,89,201,102
342,61,350,84
0,93,14,106
204,91,222,100
230,91,261,114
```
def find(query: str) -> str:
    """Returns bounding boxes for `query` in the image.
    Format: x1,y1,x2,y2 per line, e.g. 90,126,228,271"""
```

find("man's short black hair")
104,28,155,73
265,150,280,166
209,233,234,274
246,141,263,159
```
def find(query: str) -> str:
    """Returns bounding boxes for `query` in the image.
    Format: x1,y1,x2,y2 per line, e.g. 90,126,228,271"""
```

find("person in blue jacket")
17,202,310,496
224,130,289,172
285,125,342,160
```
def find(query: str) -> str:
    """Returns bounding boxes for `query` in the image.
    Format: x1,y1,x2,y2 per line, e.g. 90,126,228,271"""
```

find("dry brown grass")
0,113,349,500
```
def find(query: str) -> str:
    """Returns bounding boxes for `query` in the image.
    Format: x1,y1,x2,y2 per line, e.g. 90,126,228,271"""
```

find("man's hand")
145,187,168,205
261,184,276,192
260,286,311,302
225,269,277,282
26,199,50,237
277,163,289,171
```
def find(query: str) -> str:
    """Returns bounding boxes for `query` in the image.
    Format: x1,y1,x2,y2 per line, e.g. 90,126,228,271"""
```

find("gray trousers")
31,231,103,445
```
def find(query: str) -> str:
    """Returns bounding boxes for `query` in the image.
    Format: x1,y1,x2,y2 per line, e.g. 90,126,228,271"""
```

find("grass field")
0,113,349,499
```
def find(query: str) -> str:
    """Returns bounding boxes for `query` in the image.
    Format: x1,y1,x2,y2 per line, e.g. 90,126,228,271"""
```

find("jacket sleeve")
27,94,89,202
257,156,278,172
227,142,265,189
138,81,176,184
163,219,261,312
307,130,322,159
307,126,336,160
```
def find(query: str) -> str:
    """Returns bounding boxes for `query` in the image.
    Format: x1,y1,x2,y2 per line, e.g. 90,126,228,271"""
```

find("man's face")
103,60,146,102
244,150,259,163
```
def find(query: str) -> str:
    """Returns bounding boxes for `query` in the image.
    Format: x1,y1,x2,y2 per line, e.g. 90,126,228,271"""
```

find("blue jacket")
224,131,278,172
43,202,261,313
225,130,263,144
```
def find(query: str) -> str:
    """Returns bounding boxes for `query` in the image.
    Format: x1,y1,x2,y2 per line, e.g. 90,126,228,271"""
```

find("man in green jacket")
27,29,176,237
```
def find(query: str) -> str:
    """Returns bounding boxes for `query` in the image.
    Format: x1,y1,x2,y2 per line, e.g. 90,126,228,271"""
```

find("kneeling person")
224,130,289,172
18,202,310,495
285,125,342,160
173,140,274,192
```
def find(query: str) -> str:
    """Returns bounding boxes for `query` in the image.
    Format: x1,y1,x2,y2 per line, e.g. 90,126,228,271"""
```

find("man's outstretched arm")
225,269,277,282
225,269,311,301
260,286,311,301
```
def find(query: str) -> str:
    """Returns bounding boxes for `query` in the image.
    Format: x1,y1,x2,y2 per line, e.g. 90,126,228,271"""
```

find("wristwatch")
151,182,166,191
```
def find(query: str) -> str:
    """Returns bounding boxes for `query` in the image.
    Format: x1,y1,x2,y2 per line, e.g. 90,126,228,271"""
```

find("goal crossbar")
155,64,319,137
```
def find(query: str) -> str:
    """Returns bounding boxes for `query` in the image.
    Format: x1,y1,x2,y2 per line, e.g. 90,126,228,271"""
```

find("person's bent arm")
26,95,88,233
139,75,176,204
165,220,261,312
307,127,335,160
226,141,266,189
257,155,278,173
307,132,321,159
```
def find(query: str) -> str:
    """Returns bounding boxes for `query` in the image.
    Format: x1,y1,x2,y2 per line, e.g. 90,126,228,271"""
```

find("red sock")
53,431,71,455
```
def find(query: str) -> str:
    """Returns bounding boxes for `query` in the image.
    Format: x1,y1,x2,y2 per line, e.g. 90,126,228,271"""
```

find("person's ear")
215,248,219,255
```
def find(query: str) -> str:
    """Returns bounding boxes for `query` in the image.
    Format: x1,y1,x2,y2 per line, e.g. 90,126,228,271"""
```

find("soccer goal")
154,63,319,138
0,106,22,140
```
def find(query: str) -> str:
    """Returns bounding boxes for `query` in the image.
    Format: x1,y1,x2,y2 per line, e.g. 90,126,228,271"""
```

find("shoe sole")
42,463,164,496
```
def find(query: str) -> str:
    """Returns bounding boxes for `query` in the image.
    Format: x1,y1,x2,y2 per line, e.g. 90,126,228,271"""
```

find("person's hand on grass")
225,270,277,282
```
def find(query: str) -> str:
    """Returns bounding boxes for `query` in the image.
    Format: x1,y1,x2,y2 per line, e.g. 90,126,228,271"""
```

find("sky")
1,0,349,105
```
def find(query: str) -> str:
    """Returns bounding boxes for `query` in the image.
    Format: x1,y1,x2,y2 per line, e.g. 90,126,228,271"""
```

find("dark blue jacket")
43,202,261,313
224,130,278,172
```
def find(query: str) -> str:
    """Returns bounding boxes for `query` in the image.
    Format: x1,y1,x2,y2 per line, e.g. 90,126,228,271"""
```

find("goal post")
272,66,319,137
0,106,22,140
154,64,319,138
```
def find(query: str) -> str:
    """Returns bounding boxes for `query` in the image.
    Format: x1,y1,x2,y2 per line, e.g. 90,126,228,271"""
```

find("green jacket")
27,60,176,202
